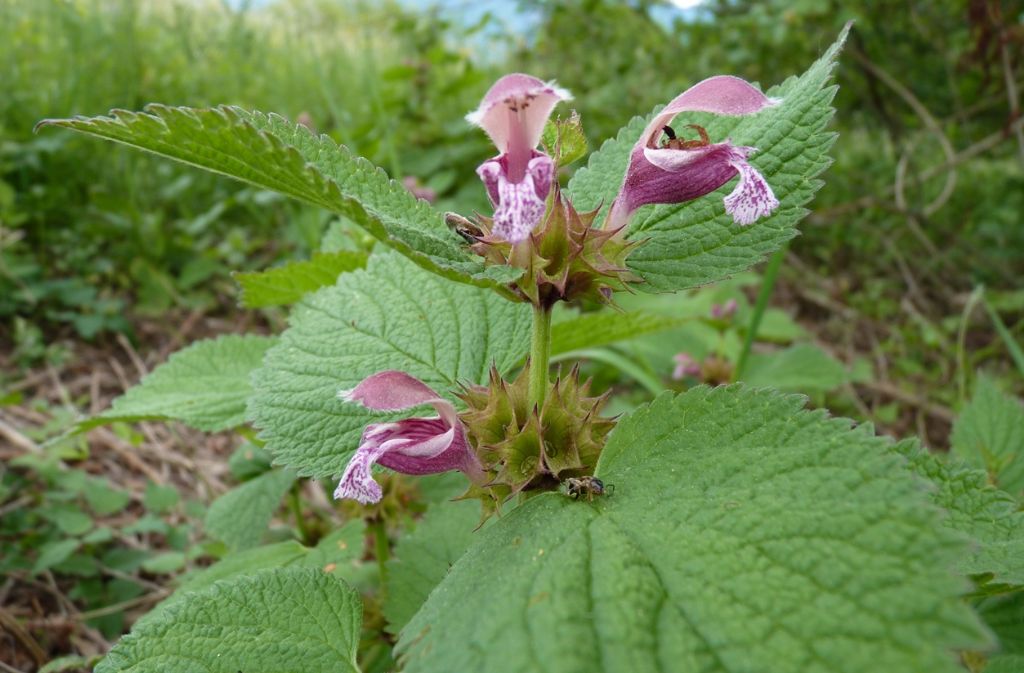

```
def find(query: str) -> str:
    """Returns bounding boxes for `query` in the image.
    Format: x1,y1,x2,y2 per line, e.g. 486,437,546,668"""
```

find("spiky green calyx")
469,189,641,308
456,363,615,513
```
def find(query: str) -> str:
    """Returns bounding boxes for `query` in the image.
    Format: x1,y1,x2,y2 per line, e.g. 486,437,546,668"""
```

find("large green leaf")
140,519,367,628
397,386,987,673
567,27,847,292
897,439,1024,588
96,568,361,673
248,252,532,478
541,112,588,167
952,374,1024,500
204,468,296,551
38,106,520,290
82,335,277,432
235,250,369,308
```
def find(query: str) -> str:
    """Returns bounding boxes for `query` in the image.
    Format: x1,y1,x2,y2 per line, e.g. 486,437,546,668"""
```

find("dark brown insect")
564,476,614,501
445,212,483,244
659,123,712,150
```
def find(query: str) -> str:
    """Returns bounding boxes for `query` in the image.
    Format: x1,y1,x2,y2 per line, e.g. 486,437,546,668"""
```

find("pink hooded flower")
467,74,571,243
607,76,781,230
710,298,738,319
334,371,485,504
672,352,701,380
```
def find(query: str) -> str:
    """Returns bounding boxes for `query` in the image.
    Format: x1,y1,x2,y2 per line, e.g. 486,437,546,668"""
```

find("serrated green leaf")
384,498,485,635
80,335,277,433
38,106,520,291
551,309,691,356
137,521,365,631
896,440,1024,588
567,27,847,292
204,469,295,551
743,343,849,393
248,252,532,478
541,111,588,167
397,385,987,673
234,250,368,308
96,568,362,673
952,374,1024,499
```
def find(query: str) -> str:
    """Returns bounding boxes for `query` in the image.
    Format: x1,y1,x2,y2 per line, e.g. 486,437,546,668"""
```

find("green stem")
956,286,985,403
984,295,1024,378
735,246,787,381
528,303,553,409
370,519,390,592
289,481,311,546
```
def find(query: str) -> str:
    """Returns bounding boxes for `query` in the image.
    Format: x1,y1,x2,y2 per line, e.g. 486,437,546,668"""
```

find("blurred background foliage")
1,0,1022,431
0,0,497,342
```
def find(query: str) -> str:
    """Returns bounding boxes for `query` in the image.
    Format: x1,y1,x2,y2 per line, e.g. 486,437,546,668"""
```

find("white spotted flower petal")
334,371,484,504
468,74,571,243
607,75,781,230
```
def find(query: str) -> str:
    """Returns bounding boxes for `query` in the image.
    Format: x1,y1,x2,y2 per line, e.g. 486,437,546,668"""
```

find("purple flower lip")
607,75,782,230
333,371,484,505
468,74,571,243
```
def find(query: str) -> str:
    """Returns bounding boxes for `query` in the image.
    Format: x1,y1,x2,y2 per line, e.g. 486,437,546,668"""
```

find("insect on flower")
660,124,712,150
606,75,782,230
564,476,614,501
445,212,484,244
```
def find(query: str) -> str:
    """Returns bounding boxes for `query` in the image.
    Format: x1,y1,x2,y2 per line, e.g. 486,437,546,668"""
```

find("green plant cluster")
3,435,191,638
2,2,1023,672
9,25,1022,673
